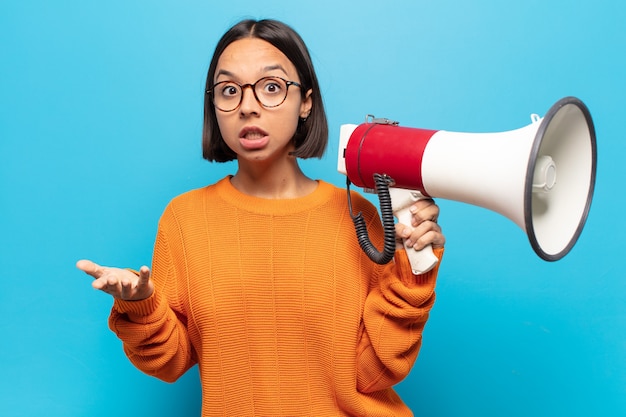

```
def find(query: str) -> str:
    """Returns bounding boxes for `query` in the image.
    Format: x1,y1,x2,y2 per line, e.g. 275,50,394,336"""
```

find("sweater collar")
214,176,336,215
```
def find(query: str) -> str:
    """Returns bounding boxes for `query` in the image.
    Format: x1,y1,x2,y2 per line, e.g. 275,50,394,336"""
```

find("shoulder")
169,185,211,205
159,178,226,223
167,177,228,206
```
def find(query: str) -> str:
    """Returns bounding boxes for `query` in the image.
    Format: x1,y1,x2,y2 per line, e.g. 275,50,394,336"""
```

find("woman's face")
213,38,312,164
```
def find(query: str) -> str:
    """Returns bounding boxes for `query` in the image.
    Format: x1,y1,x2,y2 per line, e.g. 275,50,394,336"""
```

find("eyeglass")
207,76,302,112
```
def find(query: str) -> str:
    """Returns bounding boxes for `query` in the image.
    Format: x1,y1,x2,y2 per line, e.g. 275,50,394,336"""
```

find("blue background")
1,0,624,416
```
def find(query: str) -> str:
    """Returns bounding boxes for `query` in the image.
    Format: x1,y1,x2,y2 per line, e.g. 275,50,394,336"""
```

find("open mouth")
239,126,269,150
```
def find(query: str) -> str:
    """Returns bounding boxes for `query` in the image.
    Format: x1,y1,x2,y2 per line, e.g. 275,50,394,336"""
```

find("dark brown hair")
202,19,328,162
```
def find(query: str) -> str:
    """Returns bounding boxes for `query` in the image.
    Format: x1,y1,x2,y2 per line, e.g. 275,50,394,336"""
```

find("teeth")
245,131,264,140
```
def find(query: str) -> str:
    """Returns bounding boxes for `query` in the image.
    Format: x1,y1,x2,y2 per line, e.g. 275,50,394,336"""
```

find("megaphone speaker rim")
524,96,597,261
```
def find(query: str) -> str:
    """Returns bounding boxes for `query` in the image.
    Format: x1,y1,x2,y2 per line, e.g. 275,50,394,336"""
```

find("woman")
77,19,445,416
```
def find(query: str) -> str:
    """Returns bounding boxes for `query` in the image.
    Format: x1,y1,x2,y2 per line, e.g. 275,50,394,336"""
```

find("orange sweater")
110,177,443,416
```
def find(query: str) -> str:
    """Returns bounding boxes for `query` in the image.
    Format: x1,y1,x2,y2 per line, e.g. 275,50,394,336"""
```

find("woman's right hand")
76,260,154,301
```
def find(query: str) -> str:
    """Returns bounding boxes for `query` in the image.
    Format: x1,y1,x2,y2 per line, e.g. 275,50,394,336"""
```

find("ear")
300,89,313,119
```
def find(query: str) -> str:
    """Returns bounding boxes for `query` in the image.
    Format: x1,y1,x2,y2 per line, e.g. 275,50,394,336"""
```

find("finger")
137,266,151,287
395,221,427,248
413,229,446,249
139,266,156,296
105,274,126,297
138,265,150,278
395,223,413,240
410,198,435,210
92,278,120,298
405,221,444,249
76,259,105,279
92,272,119,291
119,267,148,300
91,277,108,291
409,200,440,224
119,275,134,300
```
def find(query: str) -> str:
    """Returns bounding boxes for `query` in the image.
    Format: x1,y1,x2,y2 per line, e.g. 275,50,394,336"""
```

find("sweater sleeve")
356,242,444,393
108,214,197,383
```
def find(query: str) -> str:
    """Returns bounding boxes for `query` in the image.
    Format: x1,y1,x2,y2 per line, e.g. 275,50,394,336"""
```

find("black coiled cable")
346,173,397,265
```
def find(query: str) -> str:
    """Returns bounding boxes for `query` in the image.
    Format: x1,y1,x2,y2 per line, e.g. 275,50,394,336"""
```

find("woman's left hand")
394,198,445,250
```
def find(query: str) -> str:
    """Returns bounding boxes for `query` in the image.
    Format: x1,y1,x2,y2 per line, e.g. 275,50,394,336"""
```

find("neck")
231,157,317,199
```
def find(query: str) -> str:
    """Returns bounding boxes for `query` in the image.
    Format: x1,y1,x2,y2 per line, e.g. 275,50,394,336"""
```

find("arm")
356,247,443,393
110,224,197,383
356,198,445,393
77,209,197,382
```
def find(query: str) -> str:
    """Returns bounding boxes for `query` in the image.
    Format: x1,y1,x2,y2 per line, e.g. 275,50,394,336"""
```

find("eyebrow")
262,64,288,75
215,65,289,80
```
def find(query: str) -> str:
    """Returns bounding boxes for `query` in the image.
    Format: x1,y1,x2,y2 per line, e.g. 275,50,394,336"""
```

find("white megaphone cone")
338,96,597,274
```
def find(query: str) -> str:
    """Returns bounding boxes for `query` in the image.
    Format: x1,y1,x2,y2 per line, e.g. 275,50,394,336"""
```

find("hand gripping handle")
389,188,439,274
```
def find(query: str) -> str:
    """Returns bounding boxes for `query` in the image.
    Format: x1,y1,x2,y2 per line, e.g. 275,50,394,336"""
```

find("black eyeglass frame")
206,76,302,112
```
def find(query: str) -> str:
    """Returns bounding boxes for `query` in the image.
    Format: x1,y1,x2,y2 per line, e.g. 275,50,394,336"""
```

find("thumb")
76,259,104,279
133,265,154,300
137,265,151,285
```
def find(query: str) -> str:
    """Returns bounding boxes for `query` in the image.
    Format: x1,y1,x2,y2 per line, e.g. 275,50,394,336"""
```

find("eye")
218,82,240,98
260,78,285,95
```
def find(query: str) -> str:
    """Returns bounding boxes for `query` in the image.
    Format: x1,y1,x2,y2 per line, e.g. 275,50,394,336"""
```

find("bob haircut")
202,19,328,162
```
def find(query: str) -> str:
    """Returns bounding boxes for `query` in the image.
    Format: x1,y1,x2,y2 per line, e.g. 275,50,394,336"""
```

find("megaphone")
337,96,596,274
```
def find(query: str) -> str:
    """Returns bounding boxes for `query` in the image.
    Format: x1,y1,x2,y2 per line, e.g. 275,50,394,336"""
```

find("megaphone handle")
391,189,439,275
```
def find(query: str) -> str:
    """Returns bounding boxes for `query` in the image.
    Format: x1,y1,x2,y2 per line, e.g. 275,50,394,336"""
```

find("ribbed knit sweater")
110,177,444,416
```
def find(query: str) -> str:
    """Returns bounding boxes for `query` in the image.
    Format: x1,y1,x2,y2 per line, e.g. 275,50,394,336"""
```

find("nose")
239,85,261,115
